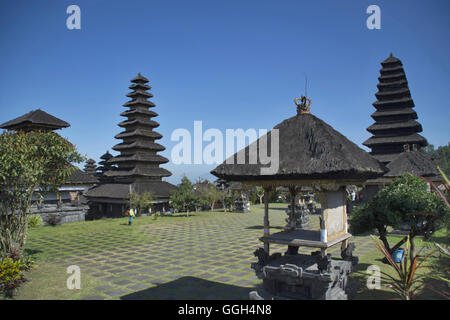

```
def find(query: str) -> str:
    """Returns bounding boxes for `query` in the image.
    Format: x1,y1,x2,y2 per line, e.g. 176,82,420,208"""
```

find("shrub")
0,257,25,298
27,214,43,228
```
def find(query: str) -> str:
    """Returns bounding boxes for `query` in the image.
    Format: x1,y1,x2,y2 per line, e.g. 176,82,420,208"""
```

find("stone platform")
250,252,357,300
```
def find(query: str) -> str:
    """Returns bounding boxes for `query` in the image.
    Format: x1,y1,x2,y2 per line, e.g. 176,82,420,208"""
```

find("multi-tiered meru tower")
86,74,176,218
359,54,439,201
363,53,427,165
105,73,172,184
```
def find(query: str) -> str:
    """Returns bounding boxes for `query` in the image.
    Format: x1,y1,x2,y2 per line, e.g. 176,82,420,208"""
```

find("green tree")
170,176,195,214
0,131,84,258
425,143,450,177
128,191,154,216
200,185,222,211
350,173,450,263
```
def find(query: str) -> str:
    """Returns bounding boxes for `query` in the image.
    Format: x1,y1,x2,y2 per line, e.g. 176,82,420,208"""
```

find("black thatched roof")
0,109,70,131
67,167,99,185
85,181,176,200
364,54,427,165
100,151,113,161
211,113,386,182
384,150,440,178
106,73,172,181
131,73,149,83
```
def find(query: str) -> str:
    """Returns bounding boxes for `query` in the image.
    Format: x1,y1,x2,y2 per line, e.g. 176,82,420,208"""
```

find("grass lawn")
1,203,448,300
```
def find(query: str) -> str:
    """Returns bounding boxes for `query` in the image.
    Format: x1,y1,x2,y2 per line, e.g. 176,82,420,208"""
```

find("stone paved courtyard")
21,204,374,300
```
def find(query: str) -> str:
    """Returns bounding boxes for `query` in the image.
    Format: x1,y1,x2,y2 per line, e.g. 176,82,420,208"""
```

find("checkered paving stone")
27,204,373,300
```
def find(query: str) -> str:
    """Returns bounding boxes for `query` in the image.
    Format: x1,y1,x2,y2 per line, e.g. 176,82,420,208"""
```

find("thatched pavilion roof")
211,112,386,183
384,150,440,178
85,181,176,201
0,109,70,131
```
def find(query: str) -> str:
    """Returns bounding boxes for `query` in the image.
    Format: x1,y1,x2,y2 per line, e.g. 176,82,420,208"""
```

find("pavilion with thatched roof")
212,95,386,300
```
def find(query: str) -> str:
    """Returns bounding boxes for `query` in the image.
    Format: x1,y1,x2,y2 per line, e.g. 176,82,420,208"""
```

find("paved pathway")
31,204,374,300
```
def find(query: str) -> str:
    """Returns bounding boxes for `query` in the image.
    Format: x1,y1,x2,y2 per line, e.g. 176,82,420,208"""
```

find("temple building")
84,158,97,175
360,54,440,199
96,151,116,182
0,109,99,202
85,74,176,218
0,109,98,223
363,53,428,165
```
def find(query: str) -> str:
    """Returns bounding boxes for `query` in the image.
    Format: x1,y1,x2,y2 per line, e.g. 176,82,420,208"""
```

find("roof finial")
389,52,393,58
294,96,311,115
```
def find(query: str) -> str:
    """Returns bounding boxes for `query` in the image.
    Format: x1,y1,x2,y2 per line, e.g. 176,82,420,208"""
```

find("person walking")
127,208,136,225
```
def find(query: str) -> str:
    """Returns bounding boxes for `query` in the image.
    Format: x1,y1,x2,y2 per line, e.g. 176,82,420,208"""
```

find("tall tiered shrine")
85,74,176,218
105,73,171,184
363,54,427,166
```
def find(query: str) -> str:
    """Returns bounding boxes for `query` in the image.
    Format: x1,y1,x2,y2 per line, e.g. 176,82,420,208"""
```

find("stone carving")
285,204,310,229
251,248,282,277
341,243,359,266
250,252,355,300
234,198,250,212
312,251,332,273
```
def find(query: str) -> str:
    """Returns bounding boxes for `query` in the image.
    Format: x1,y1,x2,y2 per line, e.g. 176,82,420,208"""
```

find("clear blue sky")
1,0,449,185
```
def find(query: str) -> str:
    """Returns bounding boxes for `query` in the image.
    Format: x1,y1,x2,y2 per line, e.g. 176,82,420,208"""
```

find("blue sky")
0,0,449,185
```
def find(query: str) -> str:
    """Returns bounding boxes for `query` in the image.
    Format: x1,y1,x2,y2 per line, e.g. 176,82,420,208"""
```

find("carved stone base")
250,251,357,300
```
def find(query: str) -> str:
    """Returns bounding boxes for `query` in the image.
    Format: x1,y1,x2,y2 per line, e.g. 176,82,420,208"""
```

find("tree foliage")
350,173,450,258
0,131,84,258
170,176,195,212
425,143,450,177
128,191,154,216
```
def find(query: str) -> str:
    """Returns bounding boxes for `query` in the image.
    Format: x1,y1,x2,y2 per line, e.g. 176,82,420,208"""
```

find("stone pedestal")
285,204,310,229
250,251,357,300
234,199,250,213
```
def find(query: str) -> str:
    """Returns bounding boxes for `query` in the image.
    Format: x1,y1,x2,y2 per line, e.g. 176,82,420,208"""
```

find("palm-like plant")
371,235,436,300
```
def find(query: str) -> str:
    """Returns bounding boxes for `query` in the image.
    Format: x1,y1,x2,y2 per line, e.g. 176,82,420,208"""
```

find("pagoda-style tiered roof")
96,151,114,176
0,109,70,132
66,167,99,185
363,54,427,165
105,73,171,182
84,158,97,175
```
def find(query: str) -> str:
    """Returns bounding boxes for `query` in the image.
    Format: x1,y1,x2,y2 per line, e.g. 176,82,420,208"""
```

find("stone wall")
30,204,88,225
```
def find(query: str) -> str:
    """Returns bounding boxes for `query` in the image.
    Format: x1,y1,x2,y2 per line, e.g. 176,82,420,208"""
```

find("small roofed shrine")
0,109,70,132
229,182,250,213
85,74,176,218
212,96,386,300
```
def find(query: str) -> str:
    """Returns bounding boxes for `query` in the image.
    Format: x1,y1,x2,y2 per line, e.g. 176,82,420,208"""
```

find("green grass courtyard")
2,203,448,300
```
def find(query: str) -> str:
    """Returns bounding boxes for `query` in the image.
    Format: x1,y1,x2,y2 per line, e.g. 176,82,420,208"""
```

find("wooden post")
263,186,272,254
